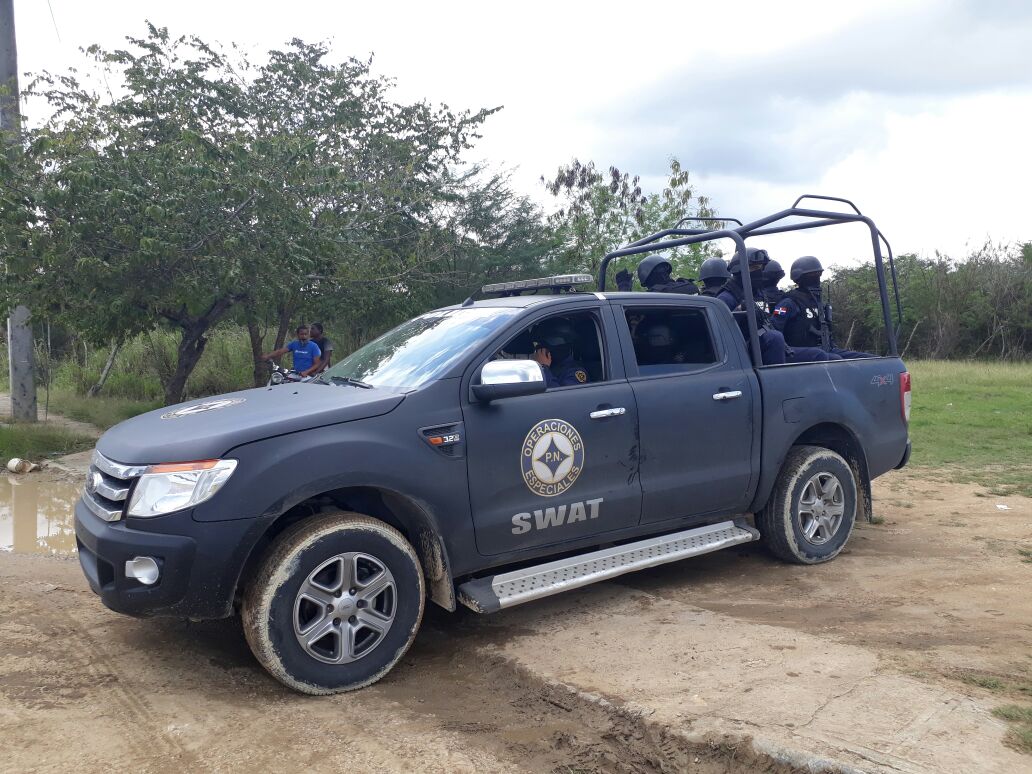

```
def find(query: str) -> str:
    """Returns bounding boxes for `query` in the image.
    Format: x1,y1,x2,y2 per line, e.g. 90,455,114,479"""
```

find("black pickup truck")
74,198,911,694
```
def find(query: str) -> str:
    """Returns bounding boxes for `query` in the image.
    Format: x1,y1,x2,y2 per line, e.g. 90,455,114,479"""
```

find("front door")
462,309,642,556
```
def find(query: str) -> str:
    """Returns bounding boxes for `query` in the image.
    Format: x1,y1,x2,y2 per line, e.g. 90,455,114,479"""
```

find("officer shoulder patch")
574,369,588,383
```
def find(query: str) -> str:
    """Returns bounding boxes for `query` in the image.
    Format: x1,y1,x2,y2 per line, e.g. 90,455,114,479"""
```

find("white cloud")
9,0,1031,269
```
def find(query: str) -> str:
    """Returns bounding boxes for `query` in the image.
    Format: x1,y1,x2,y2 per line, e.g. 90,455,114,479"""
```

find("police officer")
715,248,787,365
760,259,785,312
632,254,699,294
637,321,680,364
716,248,839,365
772,257,874,359
698,257,731,297
530,321,591,387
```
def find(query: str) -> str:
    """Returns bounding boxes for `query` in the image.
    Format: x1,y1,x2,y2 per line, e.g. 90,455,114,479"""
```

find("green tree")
1,25,496,403
827,242,1032,359
542,157,719,286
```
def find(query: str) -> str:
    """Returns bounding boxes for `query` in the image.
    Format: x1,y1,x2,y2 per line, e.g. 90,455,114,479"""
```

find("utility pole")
1,0,37,421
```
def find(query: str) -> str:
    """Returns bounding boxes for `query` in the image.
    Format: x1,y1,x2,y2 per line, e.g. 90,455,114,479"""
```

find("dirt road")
1,466,1029,772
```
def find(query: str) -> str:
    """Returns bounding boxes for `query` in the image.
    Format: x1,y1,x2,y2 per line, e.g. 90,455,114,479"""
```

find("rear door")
461,303,643,556
615,299,758,524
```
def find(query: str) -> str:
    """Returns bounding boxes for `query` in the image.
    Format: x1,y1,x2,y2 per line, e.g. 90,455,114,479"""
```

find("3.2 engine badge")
521,419,585,497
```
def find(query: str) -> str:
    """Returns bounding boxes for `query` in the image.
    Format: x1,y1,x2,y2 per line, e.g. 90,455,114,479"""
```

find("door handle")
712,390,743,401
590,407,626,419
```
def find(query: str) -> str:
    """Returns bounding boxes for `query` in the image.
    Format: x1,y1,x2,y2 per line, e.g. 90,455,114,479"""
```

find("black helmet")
762,259,785,287
533,320,578,358
699,257,731,282
790,255,824,283
637,254,673,287
729,247,769,274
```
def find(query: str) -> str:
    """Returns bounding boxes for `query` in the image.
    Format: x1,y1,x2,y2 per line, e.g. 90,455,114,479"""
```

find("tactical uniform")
717,248,839,365
544,354,590,387
774,256,874,359
772,289,873,359
715,279,788,365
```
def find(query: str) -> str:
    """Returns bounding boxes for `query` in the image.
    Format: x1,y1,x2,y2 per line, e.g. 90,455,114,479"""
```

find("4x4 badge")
521,419,585,497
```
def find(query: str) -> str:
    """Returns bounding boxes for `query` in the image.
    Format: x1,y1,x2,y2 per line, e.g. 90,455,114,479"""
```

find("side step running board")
457,519,759,613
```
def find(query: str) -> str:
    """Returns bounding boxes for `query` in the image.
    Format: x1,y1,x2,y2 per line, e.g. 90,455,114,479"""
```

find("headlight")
127,459,237,517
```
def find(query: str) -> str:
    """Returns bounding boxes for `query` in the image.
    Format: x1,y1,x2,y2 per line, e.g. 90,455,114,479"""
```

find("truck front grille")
82,451,147,522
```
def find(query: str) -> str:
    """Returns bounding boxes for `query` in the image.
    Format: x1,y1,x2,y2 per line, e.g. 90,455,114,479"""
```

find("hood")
97,382,405,464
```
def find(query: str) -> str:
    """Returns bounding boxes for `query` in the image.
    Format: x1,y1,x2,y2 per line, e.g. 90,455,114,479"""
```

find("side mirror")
472,360,547,402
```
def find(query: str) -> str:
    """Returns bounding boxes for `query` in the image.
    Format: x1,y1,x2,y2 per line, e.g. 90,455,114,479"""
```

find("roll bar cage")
597,194,903,364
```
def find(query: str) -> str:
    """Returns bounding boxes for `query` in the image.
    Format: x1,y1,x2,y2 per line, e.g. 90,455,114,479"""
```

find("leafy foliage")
542,157,721,286
1,25,529,403
827,242,1032,358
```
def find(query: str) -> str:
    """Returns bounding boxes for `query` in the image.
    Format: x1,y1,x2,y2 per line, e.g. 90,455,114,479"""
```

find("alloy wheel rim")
798,472,845,545
293,552,397,664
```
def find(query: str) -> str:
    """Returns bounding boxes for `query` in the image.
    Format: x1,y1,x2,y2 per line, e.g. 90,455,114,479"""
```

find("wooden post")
1,0,36,421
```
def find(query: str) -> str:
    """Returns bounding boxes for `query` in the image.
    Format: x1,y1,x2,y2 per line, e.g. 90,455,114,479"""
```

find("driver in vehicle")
529,321,590,387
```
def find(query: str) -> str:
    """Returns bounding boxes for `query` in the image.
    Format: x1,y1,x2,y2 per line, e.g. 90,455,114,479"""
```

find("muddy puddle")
0,475,81,555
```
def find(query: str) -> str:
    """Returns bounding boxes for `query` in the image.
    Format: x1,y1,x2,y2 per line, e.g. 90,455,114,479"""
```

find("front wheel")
242,512,425,694
757,445,857,564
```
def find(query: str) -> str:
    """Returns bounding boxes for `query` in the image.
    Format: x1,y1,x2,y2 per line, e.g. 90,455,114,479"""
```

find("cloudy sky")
9,0,1032,268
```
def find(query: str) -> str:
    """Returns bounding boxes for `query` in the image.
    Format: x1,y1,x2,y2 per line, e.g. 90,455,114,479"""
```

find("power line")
46,0,62,43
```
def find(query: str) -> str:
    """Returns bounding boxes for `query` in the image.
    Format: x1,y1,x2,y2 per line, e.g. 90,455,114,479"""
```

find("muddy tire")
242,512,424,695
757,445,857,565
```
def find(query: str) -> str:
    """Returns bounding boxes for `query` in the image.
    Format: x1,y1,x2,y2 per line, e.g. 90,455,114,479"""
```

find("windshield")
321,307,520,390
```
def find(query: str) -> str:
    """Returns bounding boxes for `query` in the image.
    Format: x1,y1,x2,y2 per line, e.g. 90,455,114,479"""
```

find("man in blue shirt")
262,325,322,373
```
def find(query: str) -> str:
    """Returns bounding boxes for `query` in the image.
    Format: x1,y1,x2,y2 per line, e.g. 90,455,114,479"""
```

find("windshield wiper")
328,375,374,389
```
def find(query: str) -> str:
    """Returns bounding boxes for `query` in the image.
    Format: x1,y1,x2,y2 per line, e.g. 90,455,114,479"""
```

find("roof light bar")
481,274,593,295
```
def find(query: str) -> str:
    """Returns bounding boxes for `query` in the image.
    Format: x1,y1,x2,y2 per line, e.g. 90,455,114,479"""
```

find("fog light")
125,556,160,586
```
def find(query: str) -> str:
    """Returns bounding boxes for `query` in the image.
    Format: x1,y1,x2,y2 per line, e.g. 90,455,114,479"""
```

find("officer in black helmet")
630,254,699,294
698,257,731,297
715,247,787,364
530,320,591,387
772,257,874,359
760,259,785,312
716,247,839,365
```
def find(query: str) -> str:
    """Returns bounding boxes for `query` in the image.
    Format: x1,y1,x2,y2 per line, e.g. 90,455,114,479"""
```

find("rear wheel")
242,512,424,694
757,445,857,564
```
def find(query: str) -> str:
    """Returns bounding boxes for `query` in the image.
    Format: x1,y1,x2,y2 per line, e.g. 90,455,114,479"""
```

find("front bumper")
74,498,270,619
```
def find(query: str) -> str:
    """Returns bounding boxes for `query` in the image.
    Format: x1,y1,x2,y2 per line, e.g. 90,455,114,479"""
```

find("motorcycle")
267,361,312,386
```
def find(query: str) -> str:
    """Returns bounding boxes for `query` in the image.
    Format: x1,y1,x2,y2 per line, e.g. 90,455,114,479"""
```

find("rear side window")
625,308,718,375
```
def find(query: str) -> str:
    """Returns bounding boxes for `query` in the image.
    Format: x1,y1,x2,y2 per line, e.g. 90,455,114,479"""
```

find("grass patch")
1006,725,1032,755
994,705,1032,755
0,423,96,460
48,390,161,431
956,670,1032,701
994,705,1032,724
47,325,264,402
961,673,1006,691
906,360,1032,497
1019,549,1032,565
